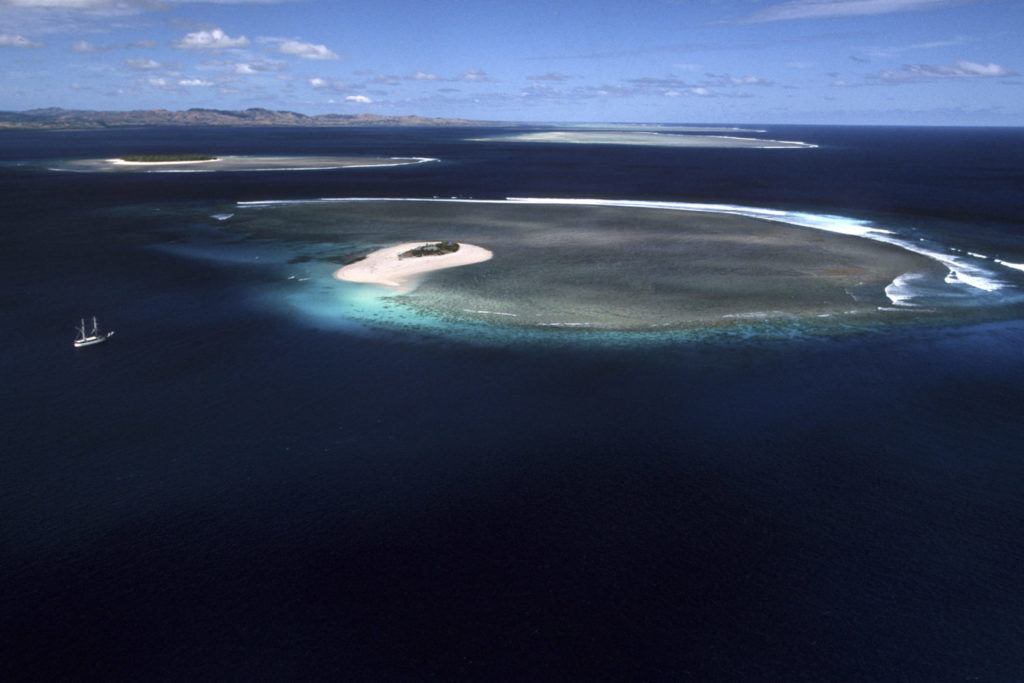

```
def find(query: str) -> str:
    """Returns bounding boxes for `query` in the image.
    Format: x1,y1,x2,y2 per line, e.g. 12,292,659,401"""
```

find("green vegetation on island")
120,153,217,162
399,241,461,258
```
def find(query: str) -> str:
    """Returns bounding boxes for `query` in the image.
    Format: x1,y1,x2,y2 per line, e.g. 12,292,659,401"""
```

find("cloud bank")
872,60,1018,83
0,33,43,48
747,0,972,23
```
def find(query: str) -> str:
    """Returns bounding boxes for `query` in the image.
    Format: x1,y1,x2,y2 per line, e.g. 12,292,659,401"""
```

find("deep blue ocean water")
2,125,1024,680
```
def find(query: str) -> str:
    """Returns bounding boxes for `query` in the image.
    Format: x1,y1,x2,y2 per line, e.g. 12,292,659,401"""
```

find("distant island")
473,130,817,149
68,155,433,172
119,153,217,162
0,107,487,131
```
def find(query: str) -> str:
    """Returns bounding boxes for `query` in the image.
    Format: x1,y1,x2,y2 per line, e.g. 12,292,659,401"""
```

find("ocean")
2,124,1023,680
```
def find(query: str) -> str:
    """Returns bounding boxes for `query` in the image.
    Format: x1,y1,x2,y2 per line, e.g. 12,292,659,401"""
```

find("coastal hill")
0,107,487,130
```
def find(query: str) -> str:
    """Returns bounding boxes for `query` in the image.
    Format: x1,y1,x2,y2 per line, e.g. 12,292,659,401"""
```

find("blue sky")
1,0,1021,125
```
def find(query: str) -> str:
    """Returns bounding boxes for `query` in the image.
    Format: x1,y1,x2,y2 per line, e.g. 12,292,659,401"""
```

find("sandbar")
334,242,493,288
107,157,221,166
470,130,816,149
58,155,434,173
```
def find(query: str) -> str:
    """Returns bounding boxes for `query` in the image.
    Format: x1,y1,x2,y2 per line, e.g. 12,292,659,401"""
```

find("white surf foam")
705,135,819,149
463,309,519,317
143,158,436,173
885,273,924,306
996,259,1024,272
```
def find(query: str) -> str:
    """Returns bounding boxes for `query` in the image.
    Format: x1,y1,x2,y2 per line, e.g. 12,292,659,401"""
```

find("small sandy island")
334,241,493,289
58,155,434,173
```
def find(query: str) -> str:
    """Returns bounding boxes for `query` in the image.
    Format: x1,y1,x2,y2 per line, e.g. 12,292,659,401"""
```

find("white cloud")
235,61,285,75
173,28,249,50
309,76,349,92
178,78,213,86
867,36,968,58
746,0,970,23
1,0,130,7
345,94,371,103
125,57,161,70
274,40,338,60
728,75,774,86
624,73,774,96
1,0,285,6
0,33,43,48
71,39,100,52
951,61,1016,76
403,69,493,83
703,73,776,87
873,60,1018,83
461,68,490,82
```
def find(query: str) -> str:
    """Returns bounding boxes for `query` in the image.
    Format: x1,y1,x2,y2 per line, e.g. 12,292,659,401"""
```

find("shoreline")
334,242,493,288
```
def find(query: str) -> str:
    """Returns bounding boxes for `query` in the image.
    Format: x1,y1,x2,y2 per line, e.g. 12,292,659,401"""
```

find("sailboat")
74,316,114,348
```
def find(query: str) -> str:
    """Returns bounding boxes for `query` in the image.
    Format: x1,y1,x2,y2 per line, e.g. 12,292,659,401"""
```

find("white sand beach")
333,242,493,288
89,156,432,172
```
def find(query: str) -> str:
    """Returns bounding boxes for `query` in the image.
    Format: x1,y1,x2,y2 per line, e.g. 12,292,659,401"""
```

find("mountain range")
0,107,487,130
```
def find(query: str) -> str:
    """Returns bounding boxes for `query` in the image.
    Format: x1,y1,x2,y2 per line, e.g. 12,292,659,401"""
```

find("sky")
1,0,1021,125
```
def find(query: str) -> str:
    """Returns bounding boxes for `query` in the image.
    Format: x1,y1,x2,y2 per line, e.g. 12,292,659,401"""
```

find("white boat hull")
74,331,114,347
74,317,114,348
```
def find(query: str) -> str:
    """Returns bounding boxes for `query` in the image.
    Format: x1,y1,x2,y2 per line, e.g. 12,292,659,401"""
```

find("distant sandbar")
58,155,435,173
334,242,493,288
108,157,220,166
471,130,816,149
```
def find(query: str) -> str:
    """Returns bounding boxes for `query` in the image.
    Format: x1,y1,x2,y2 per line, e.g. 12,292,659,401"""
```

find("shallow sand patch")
107,157,221,166
334,242,493,289
60,155,434,173
470,130,816,149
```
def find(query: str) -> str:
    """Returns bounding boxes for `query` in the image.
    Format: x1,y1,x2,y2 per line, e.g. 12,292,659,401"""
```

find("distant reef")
0,107,489,130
